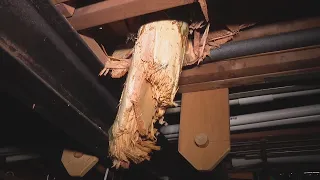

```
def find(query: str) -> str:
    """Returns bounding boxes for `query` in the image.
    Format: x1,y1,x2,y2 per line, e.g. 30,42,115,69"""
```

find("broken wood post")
109,20,189,168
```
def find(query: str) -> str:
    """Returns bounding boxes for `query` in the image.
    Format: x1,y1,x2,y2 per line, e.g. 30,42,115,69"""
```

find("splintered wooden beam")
109,20,189,168
179,46,320,93
68,0,195,30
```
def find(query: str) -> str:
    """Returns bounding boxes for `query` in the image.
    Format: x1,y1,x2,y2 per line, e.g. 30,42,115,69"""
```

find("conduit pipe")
230,104,320,126
167,89,320,114
231,114,320,131
204,28,320,63
229,89,320,106
6,154,40,163
229,85,320,100
232,155,320,167
161,105,320,136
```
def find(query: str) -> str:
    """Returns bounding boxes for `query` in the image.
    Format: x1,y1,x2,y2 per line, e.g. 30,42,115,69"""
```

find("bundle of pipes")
166,87,320,114
161,104,320,140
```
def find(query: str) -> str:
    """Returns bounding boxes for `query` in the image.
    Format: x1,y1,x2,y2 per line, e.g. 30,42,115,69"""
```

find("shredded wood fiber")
108,21,188,168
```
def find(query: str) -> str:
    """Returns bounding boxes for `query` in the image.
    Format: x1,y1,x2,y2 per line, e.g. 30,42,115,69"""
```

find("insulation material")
108,20,189,168
186,23,255,65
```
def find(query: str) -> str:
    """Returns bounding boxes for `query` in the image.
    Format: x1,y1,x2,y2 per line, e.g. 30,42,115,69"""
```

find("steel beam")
0,0,117,161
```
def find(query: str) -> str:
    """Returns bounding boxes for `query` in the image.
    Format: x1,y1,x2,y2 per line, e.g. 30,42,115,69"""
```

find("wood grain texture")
180,46,320,85
179,67,320,93
179,88,230,170
109,20,189,168
68,0,195,30
55,3,75,18
179,46,320,93
61,149,98,177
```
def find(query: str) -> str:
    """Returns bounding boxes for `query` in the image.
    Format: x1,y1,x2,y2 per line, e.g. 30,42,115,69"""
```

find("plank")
179,67,320,93
55,3,75,18
180,46,320,85
61,149,99,177
179,88,230,170
179,46,320,93
68,0,195,30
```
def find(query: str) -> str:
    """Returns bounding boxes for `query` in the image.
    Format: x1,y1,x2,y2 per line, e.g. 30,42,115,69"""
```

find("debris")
198,0,209,22
193,30,200,57
184,23,255,66
198,23,210,64
99,45,132,78
189,21,205,34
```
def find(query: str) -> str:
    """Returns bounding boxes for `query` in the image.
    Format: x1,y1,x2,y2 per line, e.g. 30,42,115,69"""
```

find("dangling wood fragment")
198,0,209,22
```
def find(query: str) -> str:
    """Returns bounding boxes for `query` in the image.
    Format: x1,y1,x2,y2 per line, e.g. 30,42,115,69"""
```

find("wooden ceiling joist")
68,0,195,30
179,46,320,93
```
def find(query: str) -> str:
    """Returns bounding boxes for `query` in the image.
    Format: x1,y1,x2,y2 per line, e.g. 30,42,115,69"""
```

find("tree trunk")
109,20,189,168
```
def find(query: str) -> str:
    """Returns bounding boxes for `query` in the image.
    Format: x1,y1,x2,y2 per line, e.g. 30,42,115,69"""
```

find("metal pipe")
167,138,179,141
168,89,320,114
166,107,181,114
232,155,320,167
230,104,320,126
164,134,179,139
204,28,320,63
0,147,20,154
230,89,320,106
6,154,40,163
165,134,179,138
229,95,273,106
160,124,179,134
161,114,320,136
231,115,320,131
229,85,320,100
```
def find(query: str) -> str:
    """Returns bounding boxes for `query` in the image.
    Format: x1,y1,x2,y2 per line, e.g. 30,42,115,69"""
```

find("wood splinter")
109,20,189,168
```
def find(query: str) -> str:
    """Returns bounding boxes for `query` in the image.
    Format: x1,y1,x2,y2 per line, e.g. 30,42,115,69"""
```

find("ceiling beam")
179,46,320,93
68,0,195,30
0,0,117,160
